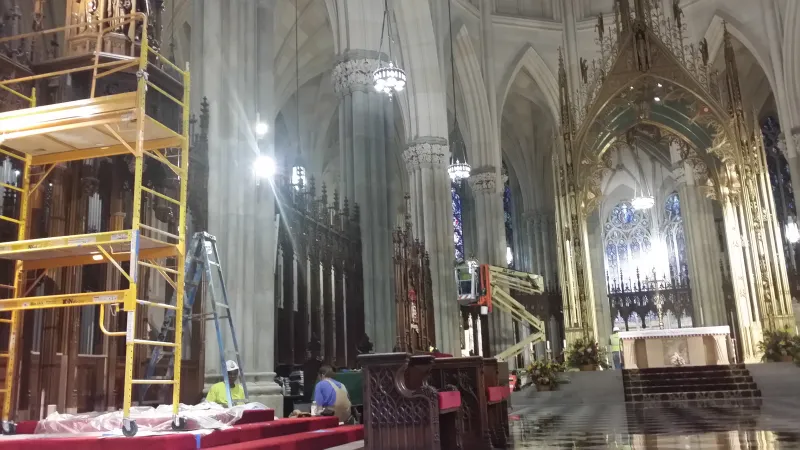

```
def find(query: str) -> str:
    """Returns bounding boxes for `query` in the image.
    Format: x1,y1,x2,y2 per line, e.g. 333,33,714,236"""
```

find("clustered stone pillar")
194,0,282,413
332,54,396,353
469,167,514,361
403,139,461,354
523,210,557,283
671,144,727,326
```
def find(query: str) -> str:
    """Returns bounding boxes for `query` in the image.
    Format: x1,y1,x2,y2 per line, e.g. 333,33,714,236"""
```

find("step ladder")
140,232,248,407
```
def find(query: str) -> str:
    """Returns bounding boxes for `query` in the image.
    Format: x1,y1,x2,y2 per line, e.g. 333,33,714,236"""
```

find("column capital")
468,166,498,193
402,138,450,171
332,57,380,95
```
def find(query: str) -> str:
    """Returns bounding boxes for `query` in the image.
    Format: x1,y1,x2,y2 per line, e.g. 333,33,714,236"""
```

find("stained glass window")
503,162,514,268
452,183,464,262
603,201,651,285
762,116,796,231
663,192,688,281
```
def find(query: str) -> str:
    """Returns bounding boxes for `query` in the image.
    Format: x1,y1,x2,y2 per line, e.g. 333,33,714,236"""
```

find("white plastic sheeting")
34,402,267,434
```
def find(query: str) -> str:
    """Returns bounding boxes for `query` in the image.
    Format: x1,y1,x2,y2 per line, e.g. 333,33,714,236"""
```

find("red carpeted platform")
211,425,364,450
200,417,339,448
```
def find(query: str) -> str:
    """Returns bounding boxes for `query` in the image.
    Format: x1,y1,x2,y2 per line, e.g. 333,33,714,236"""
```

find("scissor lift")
0,13,189,436
456,262,547,361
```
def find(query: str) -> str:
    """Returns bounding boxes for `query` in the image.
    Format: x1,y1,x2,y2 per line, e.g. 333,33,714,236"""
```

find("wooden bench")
483,358,510,448
428,356,492,450
359,353,463,450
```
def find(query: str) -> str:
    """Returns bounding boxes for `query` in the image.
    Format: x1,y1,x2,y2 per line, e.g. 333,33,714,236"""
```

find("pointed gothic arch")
498,45,560,124
554,1,793,362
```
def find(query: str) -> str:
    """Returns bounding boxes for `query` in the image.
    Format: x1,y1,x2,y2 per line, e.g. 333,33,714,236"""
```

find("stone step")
625,382,758,395
626,389,761,403
623,368,750,379
624,375,754,386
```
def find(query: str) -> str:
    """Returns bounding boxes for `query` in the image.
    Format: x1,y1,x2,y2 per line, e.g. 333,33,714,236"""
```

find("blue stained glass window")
452,183,464,262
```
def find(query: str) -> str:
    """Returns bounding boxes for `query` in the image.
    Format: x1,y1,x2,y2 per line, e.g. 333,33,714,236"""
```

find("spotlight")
253,155,277,179
255,121,269,137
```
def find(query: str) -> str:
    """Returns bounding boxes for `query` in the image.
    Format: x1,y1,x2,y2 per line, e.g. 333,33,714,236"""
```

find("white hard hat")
612,326,620,332
226,360,239,372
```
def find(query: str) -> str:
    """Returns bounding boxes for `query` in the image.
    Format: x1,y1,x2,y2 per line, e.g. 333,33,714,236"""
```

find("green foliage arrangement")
565,338,609,369
527,359,565,388
758,328,800,362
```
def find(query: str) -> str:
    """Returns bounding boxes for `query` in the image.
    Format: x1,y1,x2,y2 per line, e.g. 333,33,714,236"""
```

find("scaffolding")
0,13,189,436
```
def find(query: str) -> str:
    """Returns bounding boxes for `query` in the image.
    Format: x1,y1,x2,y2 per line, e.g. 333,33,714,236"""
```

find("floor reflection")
509,401,800,449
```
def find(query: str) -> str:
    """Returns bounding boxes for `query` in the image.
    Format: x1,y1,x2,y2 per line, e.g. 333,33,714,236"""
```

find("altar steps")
622,364,762,404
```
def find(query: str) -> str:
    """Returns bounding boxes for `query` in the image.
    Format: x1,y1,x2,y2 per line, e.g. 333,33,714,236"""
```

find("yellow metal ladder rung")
0,319,12,324
133,339,178,347
131,379,175,385
0,353,9,357
136,299,178,310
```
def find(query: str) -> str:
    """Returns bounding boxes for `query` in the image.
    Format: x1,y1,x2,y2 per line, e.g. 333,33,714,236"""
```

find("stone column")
403,140,461,354
587,210,611,352
194,0,282,413
671,146,727,326
332,55,395,353
469,168,513,360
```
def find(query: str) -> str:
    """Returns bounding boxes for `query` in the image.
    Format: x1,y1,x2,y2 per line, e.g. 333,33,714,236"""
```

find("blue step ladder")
140,231,249,407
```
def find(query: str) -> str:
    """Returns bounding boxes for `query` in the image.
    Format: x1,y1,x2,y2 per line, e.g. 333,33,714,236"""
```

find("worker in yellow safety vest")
206,360,246,406
609,327,622,369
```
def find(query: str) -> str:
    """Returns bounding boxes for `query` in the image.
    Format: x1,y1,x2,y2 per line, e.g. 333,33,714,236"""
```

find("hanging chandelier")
448,159,470,182
446,0,470,182
374,0,406,98
630,137,654,210
373,62,406,96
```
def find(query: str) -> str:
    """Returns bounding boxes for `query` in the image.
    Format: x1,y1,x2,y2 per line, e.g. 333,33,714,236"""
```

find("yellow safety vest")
609,333,621,352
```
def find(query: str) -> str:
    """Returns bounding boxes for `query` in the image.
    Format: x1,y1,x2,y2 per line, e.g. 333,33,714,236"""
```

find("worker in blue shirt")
312,365,352,423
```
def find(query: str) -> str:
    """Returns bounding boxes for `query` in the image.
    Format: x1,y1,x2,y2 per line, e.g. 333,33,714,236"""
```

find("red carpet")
211,425,364,450
200,417,339,448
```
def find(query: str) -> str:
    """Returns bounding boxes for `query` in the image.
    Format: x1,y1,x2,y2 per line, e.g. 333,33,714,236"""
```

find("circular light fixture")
654,96,661,102
253,155,277,179
786,221,800,244
255,121,269,137
373,62,406,97
448,160,471,182
631,196,655,210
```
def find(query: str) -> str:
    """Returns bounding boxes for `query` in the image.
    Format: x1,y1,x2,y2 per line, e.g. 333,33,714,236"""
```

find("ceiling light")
373,62,406,98
448,160,471,182
255,121,269,137
657,83,663,88
654,96,661,102
253,155,277,179
92,254,104,261
631,196,655,210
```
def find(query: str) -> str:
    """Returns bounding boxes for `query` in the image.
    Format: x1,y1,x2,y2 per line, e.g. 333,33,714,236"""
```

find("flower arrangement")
758,328,800,363
565,338,609,370
527,359,565,390
670,352,686,367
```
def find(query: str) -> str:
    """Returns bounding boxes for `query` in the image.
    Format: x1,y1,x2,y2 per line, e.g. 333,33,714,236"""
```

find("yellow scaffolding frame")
0,13,189,436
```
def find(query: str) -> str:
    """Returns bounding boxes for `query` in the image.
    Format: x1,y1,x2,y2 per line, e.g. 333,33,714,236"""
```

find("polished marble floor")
508,397,800,449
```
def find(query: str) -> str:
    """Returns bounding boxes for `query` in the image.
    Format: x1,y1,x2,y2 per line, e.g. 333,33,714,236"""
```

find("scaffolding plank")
0,92,183,164
0,290,125,312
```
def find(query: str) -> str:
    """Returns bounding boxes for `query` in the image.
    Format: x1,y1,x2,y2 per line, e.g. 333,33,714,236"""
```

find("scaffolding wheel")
1,421,16,435
171,415,188,431
122,418,138,437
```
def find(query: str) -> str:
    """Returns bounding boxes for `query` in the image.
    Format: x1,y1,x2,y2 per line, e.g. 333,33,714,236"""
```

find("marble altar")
618,326,732,369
